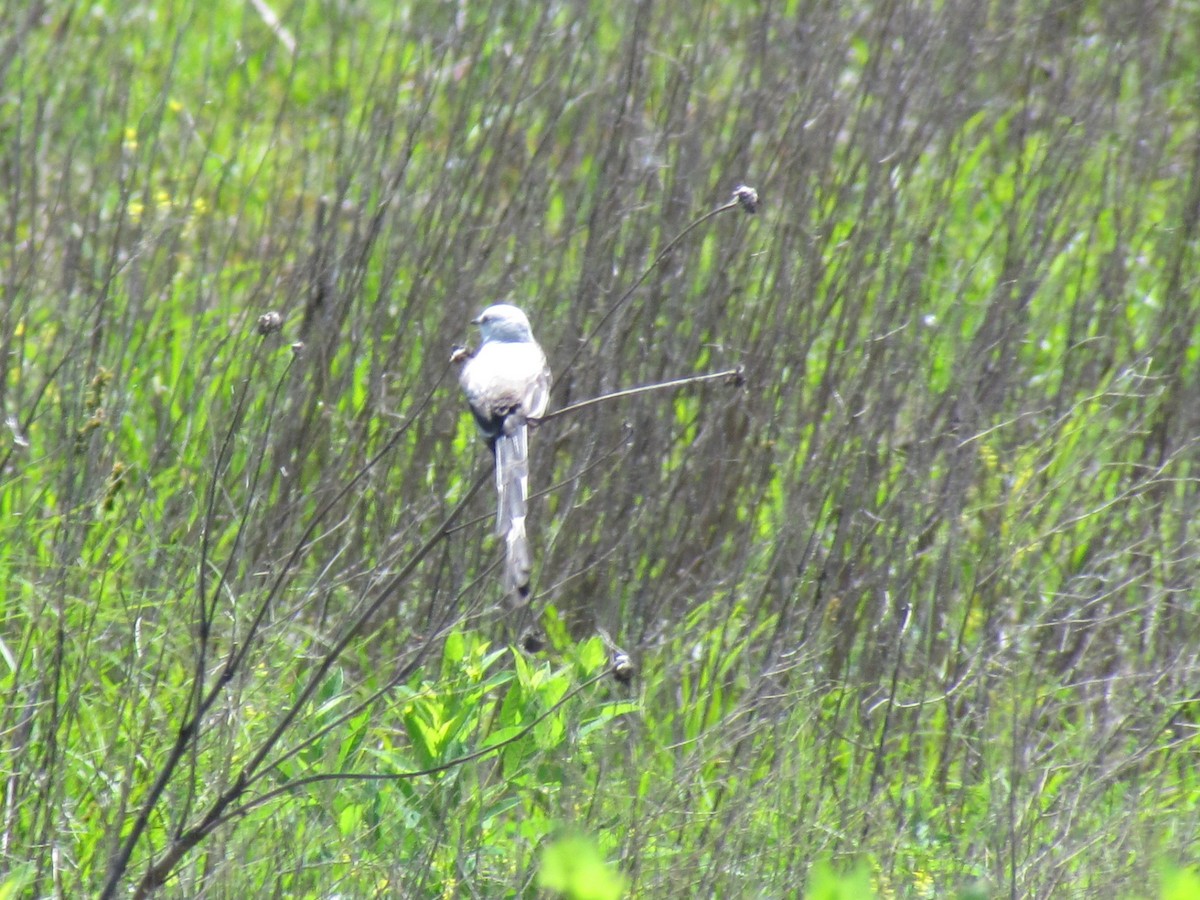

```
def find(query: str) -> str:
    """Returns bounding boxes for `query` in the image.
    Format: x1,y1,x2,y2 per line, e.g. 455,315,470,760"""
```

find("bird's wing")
523,352,551,420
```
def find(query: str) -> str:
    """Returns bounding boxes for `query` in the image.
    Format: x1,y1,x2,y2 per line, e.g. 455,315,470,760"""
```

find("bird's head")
473,304,534,343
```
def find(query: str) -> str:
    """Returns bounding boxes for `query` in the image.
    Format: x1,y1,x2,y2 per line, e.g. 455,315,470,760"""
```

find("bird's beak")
471,314,483,325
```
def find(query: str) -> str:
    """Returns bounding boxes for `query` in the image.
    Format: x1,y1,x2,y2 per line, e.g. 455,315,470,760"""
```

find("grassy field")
3,0,1200,896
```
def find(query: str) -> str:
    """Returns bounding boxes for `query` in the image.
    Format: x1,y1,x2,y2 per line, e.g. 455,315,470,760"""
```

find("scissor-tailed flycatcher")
458,304,551,599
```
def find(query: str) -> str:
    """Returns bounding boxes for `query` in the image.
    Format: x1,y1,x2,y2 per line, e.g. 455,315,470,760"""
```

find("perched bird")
458,304,551,599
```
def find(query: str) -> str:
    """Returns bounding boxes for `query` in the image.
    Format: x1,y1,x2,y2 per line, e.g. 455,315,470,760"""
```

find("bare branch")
248,0,297,56
556,188,757,383
539,366,745,424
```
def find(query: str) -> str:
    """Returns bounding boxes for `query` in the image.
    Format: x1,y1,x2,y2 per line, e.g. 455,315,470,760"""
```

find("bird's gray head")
473,304,534,344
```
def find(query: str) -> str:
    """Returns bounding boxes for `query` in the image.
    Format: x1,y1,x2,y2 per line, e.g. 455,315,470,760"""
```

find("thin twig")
539,366,745,424
555,191,751,384
580,199,740,345
248,0,297,55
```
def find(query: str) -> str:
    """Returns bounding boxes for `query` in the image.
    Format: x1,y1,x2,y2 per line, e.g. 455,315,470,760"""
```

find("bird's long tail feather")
495,416,532,598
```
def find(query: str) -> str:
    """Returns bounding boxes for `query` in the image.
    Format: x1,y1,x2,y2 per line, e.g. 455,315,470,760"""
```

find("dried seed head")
449,344,472,365
732,184,759,214
519,628,547,654
102,461,128,512
85,368,112,411
610,650,636,685
257,311,283,335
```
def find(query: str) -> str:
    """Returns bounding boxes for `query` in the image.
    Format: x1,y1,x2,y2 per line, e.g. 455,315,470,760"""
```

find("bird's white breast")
461,340,550,418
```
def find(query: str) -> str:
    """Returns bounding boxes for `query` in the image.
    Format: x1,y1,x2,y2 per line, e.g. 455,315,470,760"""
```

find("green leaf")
0,867,33,900
578,701,641,739
477,723,525,749
538,834,626,900
443,630,466,666
575,636,608,674
1161,865,1200,900
338,802,364,835
806,858,875,900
